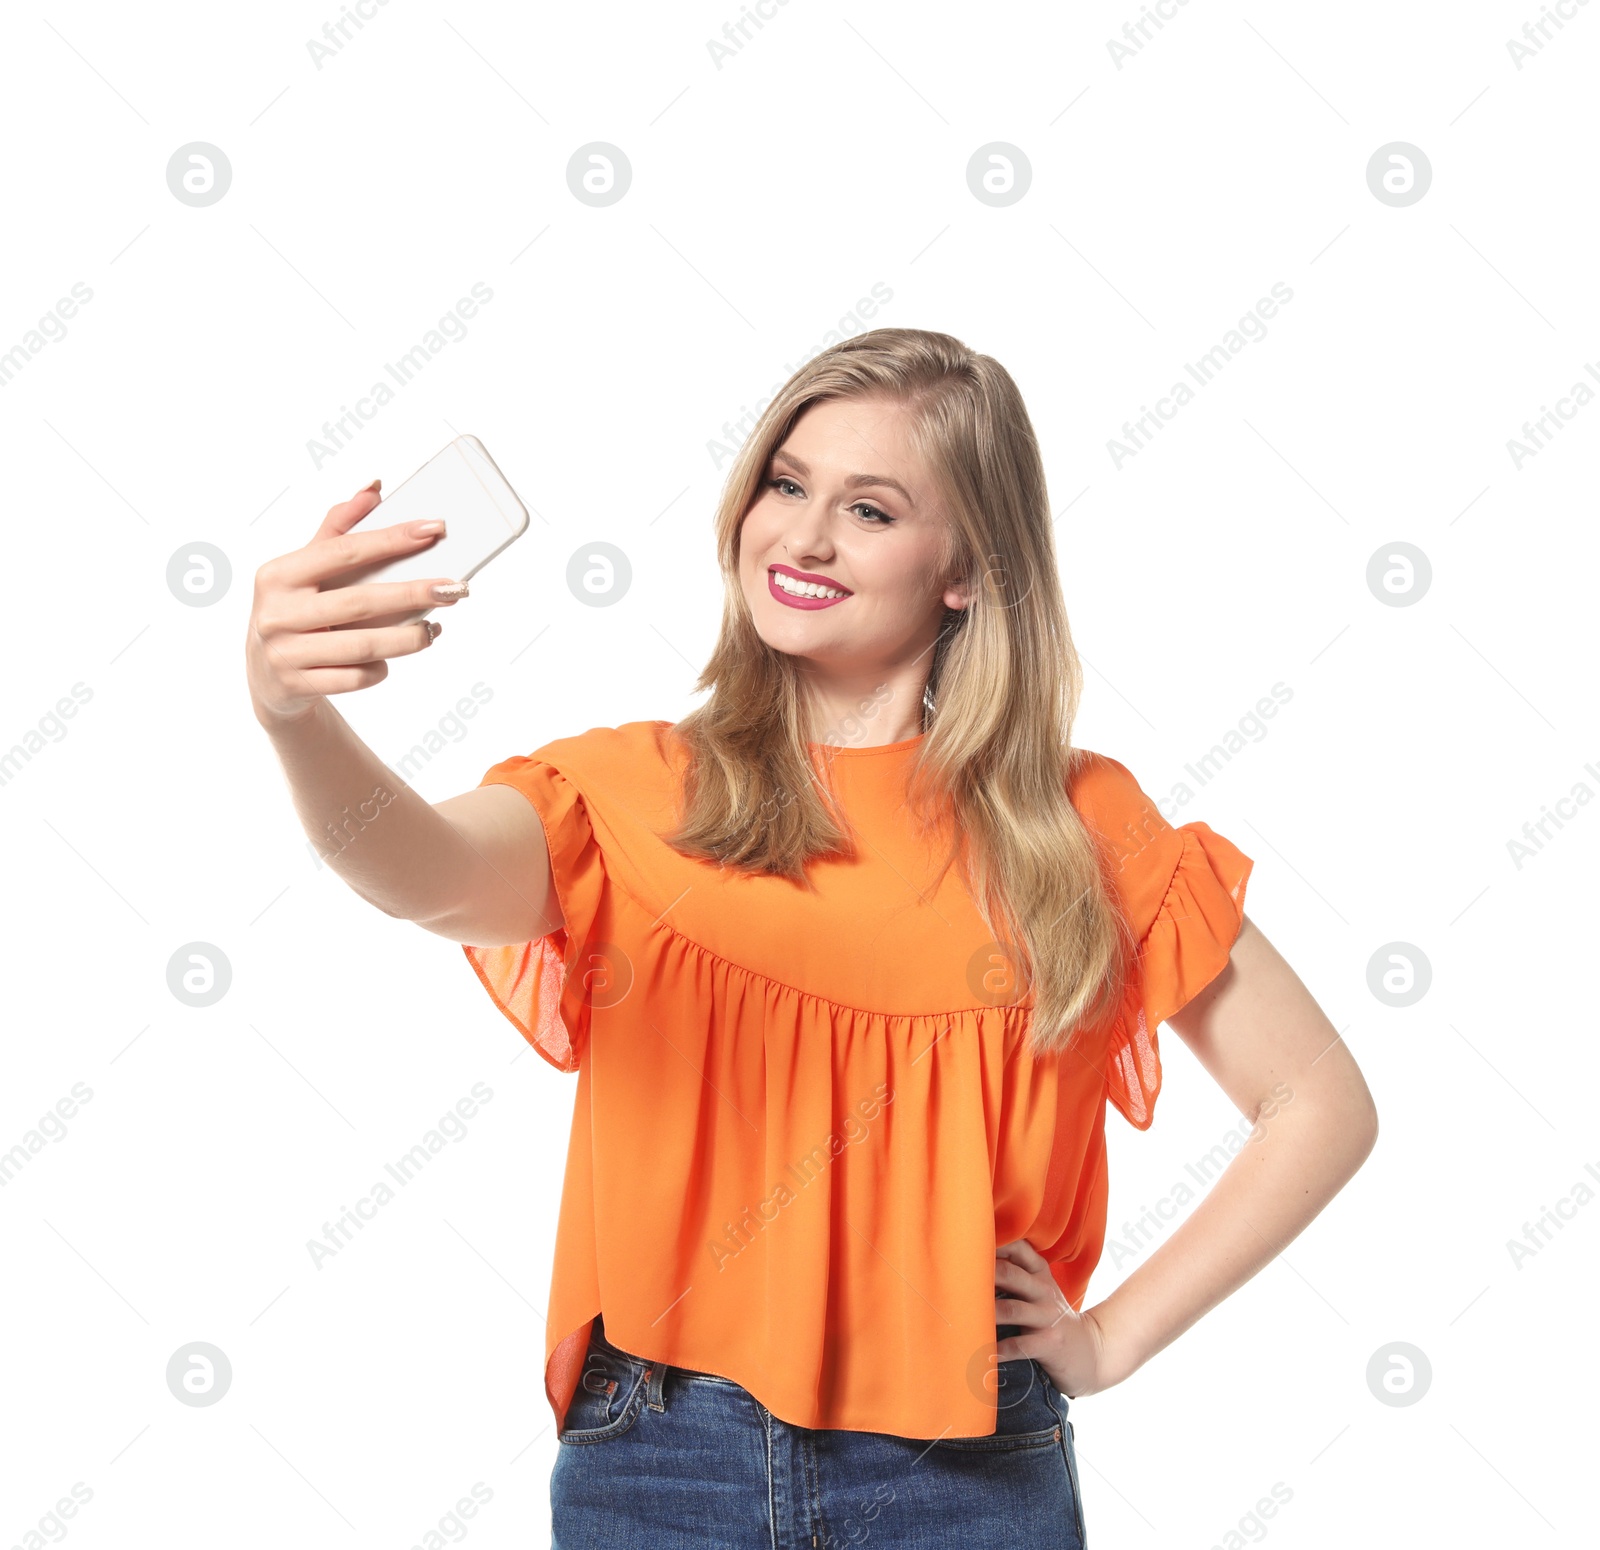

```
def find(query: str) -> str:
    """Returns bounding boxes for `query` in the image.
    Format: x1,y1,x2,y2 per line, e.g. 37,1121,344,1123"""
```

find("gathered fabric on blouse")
460,720,1252,1441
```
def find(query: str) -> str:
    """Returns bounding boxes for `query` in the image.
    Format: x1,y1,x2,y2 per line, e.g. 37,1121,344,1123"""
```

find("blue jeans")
550,1315,1087,1549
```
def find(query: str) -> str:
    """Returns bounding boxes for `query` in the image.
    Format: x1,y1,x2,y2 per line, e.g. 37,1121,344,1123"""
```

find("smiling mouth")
768,564,851,609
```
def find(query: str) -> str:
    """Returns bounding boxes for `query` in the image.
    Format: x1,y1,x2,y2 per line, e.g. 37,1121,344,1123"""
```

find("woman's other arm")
998,914,1379,1395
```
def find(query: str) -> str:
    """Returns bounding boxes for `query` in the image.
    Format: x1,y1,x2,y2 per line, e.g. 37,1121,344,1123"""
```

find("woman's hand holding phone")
245,478,468,728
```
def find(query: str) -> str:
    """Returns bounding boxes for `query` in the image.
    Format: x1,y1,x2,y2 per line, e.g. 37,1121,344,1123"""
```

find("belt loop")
645,1359,669,1411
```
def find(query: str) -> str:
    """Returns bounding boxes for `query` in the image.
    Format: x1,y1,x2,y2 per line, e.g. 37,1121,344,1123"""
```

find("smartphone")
323,434,530,625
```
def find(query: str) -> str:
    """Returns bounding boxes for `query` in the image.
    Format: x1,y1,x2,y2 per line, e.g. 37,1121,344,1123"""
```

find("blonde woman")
246,328,1377,1548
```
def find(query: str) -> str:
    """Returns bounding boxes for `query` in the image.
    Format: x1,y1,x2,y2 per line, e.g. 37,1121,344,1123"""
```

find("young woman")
246,328,1377,1549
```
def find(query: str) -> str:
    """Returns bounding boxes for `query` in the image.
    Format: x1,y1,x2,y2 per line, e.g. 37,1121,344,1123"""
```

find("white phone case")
324,434,530,625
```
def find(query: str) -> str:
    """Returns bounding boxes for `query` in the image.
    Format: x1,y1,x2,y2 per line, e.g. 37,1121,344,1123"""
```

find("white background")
2,2,1594,1546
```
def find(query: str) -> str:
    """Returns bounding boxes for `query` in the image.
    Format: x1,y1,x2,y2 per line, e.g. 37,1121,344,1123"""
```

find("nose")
778,495,836,568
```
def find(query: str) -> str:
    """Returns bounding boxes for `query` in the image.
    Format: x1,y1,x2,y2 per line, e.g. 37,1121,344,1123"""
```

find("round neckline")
807,732,927,757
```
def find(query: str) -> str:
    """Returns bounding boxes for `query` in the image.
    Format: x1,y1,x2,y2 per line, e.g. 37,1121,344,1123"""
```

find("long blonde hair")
663,327,1133,1060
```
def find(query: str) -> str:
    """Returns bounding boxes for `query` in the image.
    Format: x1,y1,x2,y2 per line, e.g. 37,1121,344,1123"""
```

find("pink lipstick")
768,563,852,611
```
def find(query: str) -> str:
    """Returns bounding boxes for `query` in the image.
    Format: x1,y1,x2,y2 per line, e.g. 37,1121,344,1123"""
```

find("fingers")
996,1238,1049,1273
268,518,443,594
247,479,453,721
269,618,442,671
993,1258,1038,1303
314,477,383,543
993,1295,1053,1330
279,661,390,698
306,577,466,633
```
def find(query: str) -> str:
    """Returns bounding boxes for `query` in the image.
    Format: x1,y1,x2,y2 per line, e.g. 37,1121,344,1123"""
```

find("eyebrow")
769,449,916,509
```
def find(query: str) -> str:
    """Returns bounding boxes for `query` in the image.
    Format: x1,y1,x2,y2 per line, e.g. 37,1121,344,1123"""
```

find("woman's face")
738,395,968,681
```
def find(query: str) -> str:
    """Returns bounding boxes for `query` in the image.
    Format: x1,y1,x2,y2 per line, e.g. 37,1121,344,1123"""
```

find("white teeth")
772,570,846,600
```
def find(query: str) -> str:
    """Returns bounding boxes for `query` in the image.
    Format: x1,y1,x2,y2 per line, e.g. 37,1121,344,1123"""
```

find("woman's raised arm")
247,481,559,949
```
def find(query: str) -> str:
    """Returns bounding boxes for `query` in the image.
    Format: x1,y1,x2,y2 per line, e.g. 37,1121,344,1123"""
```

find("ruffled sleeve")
460,751,608,1074
1077,754,1254,1130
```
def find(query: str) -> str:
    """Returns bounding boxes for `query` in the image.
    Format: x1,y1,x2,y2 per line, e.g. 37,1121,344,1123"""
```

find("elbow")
1347,1091,1380,1173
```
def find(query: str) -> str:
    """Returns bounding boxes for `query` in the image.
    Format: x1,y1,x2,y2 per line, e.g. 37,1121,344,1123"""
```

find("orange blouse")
461,720,1252,1441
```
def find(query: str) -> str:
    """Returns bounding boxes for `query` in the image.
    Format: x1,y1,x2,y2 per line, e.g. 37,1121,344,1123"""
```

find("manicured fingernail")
430,582,469,601
411,520,445,536
363,477,382,493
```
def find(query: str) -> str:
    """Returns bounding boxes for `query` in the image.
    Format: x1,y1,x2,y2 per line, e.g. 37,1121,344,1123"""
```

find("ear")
941,579,973,613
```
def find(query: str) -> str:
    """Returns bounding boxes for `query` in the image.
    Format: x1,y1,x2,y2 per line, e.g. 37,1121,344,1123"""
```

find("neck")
798,676,930,751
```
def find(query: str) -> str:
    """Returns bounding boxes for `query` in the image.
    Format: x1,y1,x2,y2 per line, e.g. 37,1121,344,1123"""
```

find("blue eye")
765,477,894,527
